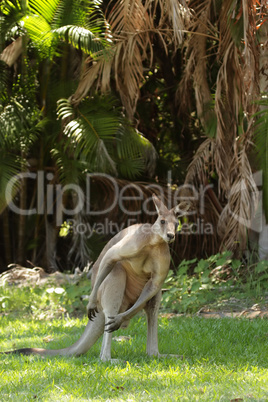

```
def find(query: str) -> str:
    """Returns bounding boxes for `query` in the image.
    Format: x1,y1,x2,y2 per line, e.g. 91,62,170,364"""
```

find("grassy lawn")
1,312,268,401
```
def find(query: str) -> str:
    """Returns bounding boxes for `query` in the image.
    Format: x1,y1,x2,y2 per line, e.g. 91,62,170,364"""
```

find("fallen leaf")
113,336,131,342
42,336,54,343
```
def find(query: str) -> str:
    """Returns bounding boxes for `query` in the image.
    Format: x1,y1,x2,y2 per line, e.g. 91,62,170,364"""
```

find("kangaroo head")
152,194,178,244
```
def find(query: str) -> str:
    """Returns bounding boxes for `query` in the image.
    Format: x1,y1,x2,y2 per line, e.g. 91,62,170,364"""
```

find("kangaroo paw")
105,315,123,333
87,299,99,321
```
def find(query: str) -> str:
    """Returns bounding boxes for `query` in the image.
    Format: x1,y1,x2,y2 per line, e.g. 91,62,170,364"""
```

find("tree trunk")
17,174,27,264
45,216,59,272
2,209,12,265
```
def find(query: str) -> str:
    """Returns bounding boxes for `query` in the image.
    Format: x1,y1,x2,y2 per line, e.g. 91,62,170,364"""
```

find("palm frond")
28,0,61,24
57,96,120,175
185,138,215,185
116,157,145,180
51,147,87,185
107,0,152,34
28,0,106,34
0,0,23,40
116,127,157,179
108,0,152,117
0,36,23,66
22,14,54,57
73,0,191,117
71,57,109,105
218,150,259,254
57,95,157,179
2,0,107,62
53,25,105,54
177,0,217,126
52,0,103,30
153,0,190,45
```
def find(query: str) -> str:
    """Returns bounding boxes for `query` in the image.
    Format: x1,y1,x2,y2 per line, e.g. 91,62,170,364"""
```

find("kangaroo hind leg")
99,263,127,361
144,290,162,357
145,290,183,360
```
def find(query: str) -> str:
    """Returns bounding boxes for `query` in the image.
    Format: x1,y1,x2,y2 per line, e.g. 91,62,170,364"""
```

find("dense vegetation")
0,0,267,272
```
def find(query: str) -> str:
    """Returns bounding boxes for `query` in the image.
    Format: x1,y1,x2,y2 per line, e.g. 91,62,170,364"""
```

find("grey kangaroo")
3,194,187,361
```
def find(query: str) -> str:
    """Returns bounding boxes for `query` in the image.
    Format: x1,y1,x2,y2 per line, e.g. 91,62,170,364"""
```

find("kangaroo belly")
123,262,151,305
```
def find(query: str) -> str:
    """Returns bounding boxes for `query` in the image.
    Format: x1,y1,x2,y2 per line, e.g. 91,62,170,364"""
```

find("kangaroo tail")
2,311,105,357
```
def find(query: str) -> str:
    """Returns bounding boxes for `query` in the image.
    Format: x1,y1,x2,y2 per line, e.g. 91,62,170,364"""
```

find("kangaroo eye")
160,219,166,225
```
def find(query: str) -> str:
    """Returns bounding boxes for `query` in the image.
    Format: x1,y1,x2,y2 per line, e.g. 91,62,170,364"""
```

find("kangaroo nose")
167,233,175,241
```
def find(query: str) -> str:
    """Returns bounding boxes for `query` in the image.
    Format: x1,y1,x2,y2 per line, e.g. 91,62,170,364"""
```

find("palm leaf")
28,0,61,24
22,14,54,56
0,0,23,38
57,95,157,179
0,36,23,67
57,97,120,175
116,128,146,179
116,156,145,180
32,0,100,29
51,146,87,185
185,138,215,185
218,150,259,253
2,0,107,62
72,0,192,117
116,127,157,178
53,25,105,54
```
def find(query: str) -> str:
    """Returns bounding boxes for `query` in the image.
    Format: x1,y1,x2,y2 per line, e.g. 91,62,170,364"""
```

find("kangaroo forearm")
91,262,115,299
121,280,160,321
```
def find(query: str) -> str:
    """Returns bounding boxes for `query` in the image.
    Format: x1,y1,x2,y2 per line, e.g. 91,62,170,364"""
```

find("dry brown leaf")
0,37,23,67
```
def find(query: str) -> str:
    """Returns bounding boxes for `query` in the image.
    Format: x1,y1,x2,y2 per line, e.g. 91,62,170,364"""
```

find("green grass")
1,313,268,401
1,257,268,402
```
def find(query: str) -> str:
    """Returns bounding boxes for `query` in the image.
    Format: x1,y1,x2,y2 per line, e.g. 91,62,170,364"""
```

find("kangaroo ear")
174,201,192,217
152,193,167,214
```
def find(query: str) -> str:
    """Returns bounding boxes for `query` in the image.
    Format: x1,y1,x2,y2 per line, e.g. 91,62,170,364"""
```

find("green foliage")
163,253,268,313
1,254,268,319
0,96,40,147
0,0,156,268
56,96,119,175
55,95,156,179
0,61,8,92
0,66,42,212
0,151,21,213
1,0,107,60
0,278,91,316
54,25,105,54
116,128,157,179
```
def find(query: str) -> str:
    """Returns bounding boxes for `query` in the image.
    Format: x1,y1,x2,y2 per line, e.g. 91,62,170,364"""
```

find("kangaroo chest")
121,243,170,305
122,242,170,277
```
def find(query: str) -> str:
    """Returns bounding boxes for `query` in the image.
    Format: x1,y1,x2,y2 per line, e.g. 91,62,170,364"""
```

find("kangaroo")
3,194,186,361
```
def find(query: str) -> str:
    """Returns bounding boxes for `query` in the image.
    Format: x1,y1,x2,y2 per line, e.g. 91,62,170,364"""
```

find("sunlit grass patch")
1,313,268,401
